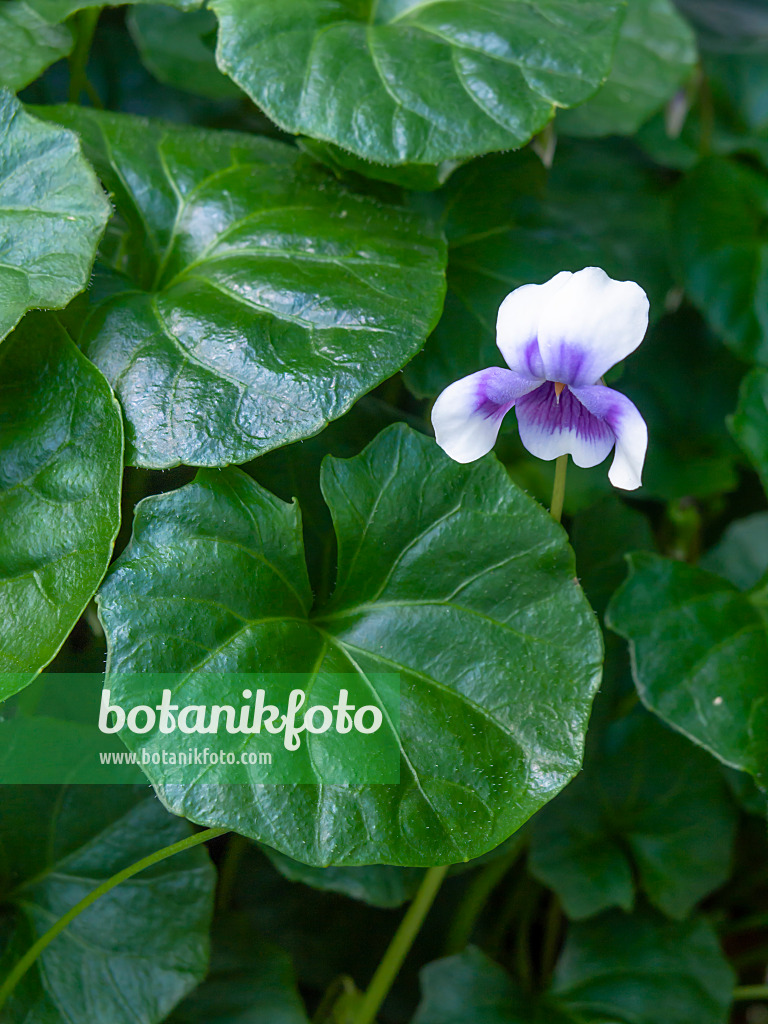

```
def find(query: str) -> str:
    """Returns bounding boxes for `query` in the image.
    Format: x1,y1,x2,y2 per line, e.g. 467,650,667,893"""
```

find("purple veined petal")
515,382,616,469
432,367,541,464
571,384,648,490
537,267,649,386
496,271,573,379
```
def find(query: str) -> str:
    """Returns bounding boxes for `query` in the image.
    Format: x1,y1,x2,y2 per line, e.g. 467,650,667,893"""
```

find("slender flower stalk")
432,268,649,491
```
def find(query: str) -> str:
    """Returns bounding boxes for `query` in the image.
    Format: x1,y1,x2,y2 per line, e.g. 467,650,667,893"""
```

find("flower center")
554,381,566,399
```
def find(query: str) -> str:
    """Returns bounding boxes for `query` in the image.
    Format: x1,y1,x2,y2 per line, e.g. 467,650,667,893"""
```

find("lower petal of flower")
570,384,648,490
515,381,615,468
432,367,540,463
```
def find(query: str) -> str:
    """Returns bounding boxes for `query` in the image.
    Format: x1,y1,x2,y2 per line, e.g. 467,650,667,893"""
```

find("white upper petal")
431,368,539,464
571,384,648,490
496,271,573,379
537,267,649,386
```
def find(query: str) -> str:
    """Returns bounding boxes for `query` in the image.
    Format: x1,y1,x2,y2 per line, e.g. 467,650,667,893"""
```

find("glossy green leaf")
297,138,463,192
529,712,737,920
607,552,768,786
38,105,446,468
209,0,625,166
0,93,110,342
0,787,216,1024
128,5,243,101
701,512,768,590
616,309,742,500
0,313,123,699
558,0,697,138
0,3,73,93
672,157,768,363
404,140,673,399
0,1,201,93
413,946,576,1024
168,918,309,1024
730,367,768,495
413,909,734,1024
552,908,735,1024
98,424,603,865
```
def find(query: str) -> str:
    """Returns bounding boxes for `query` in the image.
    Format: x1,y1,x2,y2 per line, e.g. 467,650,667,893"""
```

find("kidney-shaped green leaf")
0,313,123,700
607,552,768,786
38,105,447,468
558,0,697,138
672,157,768,364
98,424,603,865
413,908,734,1024
730,366,768,497
168,919,309,1024
210,0,625,166
529,712,737,920
0,3,73,93
552,908,735,1024
0,93,110,343
0,786,216,1024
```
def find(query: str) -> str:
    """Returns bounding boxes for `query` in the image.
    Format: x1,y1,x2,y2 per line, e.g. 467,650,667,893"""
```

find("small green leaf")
607,552,768,786
0,93,110,342
38,105,447,468
209,0,625,166
529,712,738,920
558,0,697,138
413,908,734,1024
260,846,422,908
168,918,310,1024
672,157,768,363
701,512,768,591
98,424,603,865
730,367,768,496
0,313,123,699
553,907,735,1024
0,1,202,93
0,787,216,1024
0,3,73,93
128,5,243,101
412,946,572,1024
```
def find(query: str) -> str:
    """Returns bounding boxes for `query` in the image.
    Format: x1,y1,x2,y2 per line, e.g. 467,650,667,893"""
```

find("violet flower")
431,268,649,490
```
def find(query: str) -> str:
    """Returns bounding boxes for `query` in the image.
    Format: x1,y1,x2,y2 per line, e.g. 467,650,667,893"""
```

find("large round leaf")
98,424,603,865
671,156,768,364
38,105,447,468
557,0,697,138
209,0,625,166
0,786,216,1024
607,552,768,786
0,92,110,343
0,313,123,700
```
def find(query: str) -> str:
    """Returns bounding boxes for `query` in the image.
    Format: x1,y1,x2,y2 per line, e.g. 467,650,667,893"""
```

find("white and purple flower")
431,268,649,490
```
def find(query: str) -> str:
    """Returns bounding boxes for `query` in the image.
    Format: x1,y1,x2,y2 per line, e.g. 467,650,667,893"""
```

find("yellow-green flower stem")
0,826,228,1012
734,986,768,1001
353,865,449,1024
550,454,568,523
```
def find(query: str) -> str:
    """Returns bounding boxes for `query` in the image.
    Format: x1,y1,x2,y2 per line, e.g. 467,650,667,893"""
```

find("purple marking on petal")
545,343,591,387
475,367,533,420
522,338,546,379
515,382,616,467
